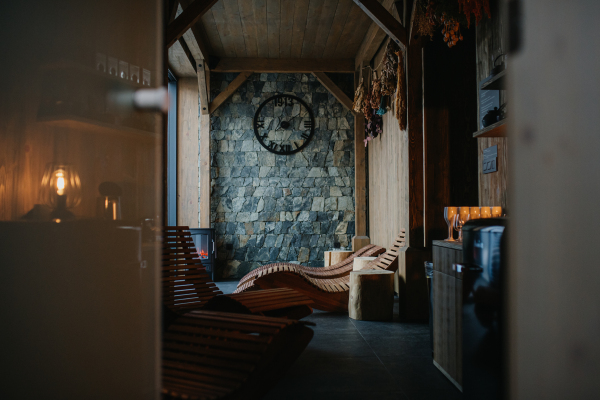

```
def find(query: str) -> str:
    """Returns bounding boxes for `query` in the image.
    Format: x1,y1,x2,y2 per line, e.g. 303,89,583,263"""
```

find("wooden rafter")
353,0,407,48
355,0,395,70
312,72,355,113
213,58,355,73
209,72,253,114
179,38,197,72
166,0,219,48
179,0,212,60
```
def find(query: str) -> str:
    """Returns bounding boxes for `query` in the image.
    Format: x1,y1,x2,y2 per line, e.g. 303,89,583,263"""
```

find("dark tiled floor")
216,281,462,400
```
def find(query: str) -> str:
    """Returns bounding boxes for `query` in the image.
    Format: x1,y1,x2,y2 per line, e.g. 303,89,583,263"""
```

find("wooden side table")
324,250,353,267
348,270,395,321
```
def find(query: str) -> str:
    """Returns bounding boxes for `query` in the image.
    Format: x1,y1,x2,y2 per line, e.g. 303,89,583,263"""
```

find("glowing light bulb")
56,171,65,196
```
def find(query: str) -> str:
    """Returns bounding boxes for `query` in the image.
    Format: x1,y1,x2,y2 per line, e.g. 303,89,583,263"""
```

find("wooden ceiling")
197,0,373,59
168,0,401,77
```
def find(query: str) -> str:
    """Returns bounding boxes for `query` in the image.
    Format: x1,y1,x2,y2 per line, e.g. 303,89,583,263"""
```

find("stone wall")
209,73,356,279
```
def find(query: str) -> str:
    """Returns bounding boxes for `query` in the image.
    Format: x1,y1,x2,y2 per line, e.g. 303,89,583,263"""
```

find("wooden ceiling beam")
209,71,253,114
179,38,197,73
212,58,355,73
312,72,355,113
353,0,407,49
166,0,219,48
178,0,212,60
354,0,395,70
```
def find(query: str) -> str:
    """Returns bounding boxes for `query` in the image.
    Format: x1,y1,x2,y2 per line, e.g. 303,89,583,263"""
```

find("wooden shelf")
38,114,157,141
473,120,506,138
481,69,506,90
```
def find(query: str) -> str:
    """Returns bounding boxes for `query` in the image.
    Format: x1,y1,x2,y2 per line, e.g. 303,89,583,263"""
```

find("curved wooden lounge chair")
235,244,386,292
235,232,406,312
163,310,314,400
163,226,313,321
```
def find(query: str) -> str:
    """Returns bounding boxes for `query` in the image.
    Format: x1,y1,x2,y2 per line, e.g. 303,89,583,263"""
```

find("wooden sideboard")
432,240,463,391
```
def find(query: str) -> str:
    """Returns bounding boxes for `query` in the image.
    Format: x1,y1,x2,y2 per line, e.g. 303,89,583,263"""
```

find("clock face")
253,94,315,155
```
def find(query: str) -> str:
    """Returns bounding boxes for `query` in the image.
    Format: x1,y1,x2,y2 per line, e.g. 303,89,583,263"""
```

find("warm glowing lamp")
40,164,81,220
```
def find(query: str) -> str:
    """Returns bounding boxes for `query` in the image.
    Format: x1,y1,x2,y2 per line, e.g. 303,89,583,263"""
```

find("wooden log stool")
324,250,353,267
353,256,377,271
348,270,395,321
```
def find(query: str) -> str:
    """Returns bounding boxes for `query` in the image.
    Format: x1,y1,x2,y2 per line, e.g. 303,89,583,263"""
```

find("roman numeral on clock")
301,132,310,140
282,144,291,153
303,120,313,130
267,141,277,151
256,118,265,128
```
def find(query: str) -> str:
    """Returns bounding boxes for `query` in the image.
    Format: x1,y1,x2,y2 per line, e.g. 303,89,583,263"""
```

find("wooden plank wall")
476,0,507,209
368,110,409,250
176,78,199,227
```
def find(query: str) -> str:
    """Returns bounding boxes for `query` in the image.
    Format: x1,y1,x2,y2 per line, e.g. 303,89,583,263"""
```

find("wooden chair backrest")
162,226,222,312
368,230,406,272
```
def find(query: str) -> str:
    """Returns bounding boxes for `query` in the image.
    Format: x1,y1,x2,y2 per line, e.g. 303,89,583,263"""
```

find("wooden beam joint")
166,0,219,48
353,0,407,48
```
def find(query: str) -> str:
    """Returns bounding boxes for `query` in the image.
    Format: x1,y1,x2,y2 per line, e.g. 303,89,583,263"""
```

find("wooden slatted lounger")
163,226,313,321
235,244,386,292
234,231,406,312
163,310,314,400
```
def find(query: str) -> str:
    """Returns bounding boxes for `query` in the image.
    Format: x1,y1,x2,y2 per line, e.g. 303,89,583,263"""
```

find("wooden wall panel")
177,78,199,227
476,0,507,209
368,111,409,250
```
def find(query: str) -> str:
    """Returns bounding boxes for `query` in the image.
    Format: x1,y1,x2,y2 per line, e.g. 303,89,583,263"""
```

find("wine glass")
492,206,502,218
480,207,491,218
454,213,470,242
470,207,481,220
444,207,458,241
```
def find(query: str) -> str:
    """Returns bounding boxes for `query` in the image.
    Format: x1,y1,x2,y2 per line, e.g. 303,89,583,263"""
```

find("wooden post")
199,113,210,228
353,112,370,251
177,77,199,227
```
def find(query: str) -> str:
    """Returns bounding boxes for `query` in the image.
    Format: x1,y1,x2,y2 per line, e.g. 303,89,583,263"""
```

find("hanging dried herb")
370,71,382,110
352,78,365,113
381,41,398,96
458,0,490,28
415,3,435,40
394,49,407,131
363,90,372,121
365,109,383,147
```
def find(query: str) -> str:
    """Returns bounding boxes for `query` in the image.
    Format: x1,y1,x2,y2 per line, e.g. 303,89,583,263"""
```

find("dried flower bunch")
458,0,491,28
352,78,365,113
363,90,372,121
365,110,383,147
394,50,407,131
381,41,399,96
419,0,490,47
370,71,382,110
416,4,436,40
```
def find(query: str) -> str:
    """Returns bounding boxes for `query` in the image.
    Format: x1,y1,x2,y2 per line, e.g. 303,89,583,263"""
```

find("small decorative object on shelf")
97,181,122,220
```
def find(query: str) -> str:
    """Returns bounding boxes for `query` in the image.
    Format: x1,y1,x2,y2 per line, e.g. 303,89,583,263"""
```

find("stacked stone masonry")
208,72,355,279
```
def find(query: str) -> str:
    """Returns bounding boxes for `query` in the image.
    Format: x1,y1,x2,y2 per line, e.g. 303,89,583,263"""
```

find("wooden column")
397,36,429,321
199,113,210,227
353,112,370,251
176,77,199,227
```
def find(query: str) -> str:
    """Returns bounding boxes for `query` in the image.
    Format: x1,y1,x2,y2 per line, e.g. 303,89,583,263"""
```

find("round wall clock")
253,94,315,155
